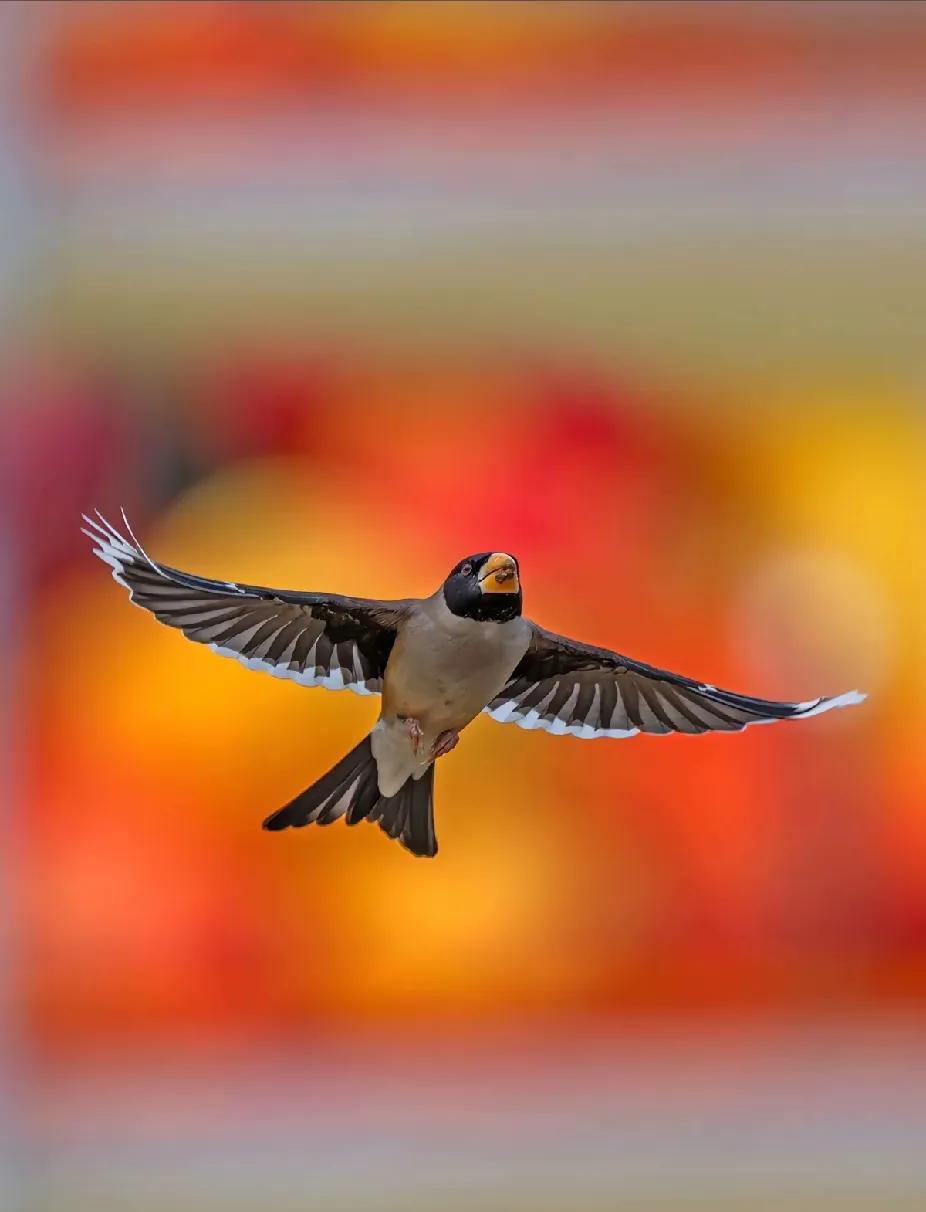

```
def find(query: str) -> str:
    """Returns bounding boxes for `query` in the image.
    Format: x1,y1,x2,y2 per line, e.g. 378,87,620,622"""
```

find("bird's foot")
401,716,424,755
431,730,460,759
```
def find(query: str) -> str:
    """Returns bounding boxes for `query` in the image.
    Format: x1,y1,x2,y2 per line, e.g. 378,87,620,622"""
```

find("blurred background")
3,2,926,1209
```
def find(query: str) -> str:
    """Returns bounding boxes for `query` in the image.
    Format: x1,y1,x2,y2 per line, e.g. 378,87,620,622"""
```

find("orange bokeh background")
19,358,920,1041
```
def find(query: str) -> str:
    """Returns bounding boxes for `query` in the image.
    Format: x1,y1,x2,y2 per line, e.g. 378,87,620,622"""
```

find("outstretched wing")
83,512,411,695
485,622,864,738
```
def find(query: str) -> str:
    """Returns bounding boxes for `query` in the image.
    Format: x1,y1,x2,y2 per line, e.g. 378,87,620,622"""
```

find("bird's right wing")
83,512,412,695
485,622,864,738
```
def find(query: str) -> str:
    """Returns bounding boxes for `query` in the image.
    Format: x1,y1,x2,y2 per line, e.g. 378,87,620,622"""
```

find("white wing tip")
82,509,155,600
795,689,866,717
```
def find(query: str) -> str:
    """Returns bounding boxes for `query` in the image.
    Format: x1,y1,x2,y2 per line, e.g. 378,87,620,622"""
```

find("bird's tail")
262,735,437,858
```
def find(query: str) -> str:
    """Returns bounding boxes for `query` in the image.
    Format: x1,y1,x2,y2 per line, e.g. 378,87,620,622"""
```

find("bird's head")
442,552,522,622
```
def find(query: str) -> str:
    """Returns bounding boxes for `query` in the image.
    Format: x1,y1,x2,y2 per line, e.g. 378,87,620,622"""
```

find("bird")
82,511,864,859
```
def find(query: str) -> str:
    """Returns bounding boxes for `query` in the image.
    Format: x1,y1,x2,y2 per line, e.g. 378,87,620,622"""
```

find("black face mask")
442,553,522,623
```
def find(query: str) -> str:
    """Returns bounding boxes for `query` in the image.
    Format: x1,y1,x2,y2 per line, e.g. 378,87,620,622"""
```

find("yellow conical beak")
478,552,519,594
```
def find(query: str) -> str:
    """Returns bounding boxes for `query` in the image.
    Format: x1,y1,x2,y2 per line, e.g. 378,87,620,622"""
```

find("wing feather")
84,512,410,696
485,622,864,739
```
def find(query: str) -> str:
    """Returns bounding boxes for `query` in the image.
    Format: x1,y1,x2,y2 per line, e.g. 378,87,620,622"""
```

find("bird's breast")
382,610,529,734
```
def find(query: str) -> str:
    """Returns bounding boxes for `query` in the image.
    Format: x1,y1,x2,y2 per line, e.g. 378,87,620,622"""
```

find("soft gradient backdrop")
3,3,925,1209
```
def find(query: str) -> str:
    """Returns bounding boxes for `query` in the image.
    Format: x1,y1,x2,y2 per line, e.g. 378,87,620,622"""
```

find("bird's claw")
402,717,424,755
431,730,459,759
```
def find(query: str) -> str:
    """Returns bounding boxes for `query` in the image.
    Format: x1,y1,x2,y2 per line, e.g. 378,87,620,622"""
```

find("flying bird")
83,512,864,858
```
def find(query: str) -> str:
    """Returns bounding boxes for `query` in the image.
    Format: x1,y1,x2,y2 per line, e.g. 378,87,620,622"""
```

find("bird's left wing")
83,512,411,695
485,622,864,738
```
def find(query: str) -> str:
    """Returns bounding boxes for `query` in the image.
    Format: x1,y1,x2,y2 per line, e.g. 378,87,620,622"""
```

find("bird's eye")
461,563,472,576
